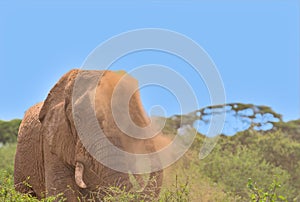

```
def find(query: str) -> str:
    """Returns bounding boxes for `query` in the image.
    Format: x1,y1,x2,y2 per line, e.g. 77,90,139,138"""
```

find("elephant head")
38,69,163,200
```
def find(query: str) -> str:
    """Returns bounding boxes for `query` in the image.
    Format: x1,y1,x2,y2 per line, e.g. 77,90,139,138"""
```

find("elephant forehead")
103,71,139,94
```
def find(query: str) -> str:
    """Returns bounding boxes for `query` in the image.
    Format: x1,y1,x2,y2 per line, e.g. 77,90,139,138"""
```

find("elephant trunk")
75,162,87,189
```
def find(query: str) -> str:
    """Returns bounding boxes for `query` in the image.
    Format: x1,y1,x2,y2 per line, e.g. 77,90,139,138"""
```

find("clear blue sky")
0,0,299,121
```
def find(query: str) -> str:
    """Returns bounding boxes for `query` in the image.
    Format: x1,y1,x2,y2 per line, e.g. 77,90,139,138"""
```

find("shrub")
198,143,291,200
0,119,21,144
247,178,287,202
0,143,16,175
0,170,64,202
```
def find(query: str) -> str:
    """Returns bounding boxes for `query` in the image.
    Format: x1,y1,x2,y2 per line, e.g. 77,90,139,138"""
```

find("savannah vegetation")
0,103,299,201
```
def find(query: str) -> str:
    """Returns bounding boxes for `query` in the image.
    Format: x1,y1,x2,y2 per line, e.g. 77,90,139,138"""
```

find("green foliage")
163,103,283,136
75,186,143,202
235,130,300,200
0,119,21,144
247,178,288,202
0,114,300,201
0,143,16,174
0,170,65,202
206,129,300,201
273,119,300,142
159,175,189,202
101,187,146,202
198,142,291,200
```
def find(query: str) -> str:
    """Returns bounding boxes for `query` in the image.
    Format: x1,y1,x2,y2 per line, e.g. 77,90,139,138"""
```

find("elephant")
14,69,165,201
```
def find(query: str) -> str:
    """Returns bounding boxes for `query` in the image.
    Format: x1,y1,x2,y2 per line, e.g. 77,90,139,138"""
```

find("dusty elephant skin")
14,69,164,201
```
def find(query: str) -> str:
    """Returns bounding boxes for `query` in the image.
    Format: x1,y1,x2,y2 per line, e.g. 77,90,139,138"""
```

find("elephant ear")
39,69,80,164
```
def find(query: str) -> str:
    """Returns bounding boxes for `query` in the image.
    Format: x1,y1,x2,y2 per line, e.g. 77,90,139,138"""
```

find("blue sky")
0,0,299,121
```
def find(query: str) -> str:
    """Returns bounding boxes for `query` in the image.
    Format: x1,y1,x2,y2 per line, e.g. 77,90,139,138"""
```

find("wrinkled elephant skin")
14,69,164,201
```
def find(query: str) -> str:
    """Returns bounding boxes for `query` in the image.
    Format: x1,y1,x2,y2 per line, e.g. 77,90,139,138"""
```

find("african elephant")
14,69,164,201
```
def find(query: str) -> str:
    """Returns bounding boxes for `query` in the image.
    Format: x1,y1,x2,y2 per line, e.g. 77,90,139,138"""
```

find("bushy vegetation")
247,178,288,202
0,169,64,202
0,119,21,145
195,130,299,201
0,105,299,201
0,143,16,174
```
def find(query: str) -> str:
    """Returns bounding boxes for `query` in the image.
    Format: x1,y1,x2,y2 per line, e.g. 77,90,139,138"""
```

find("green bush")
0,143,16,174
247,178,287,202
199,143,291,200
159,175,189,202
0,117,300,201
0,119,21,144
0,170,64,202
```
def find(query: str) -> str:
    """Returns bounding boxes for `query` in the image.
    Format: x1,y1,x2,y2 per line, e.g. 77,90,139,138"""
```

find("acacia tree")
163,103,282,136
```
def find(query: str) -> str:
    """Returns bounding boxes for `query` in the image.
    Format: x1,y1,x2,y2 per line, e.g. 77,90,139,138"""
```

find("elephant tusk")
75,162,87,189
